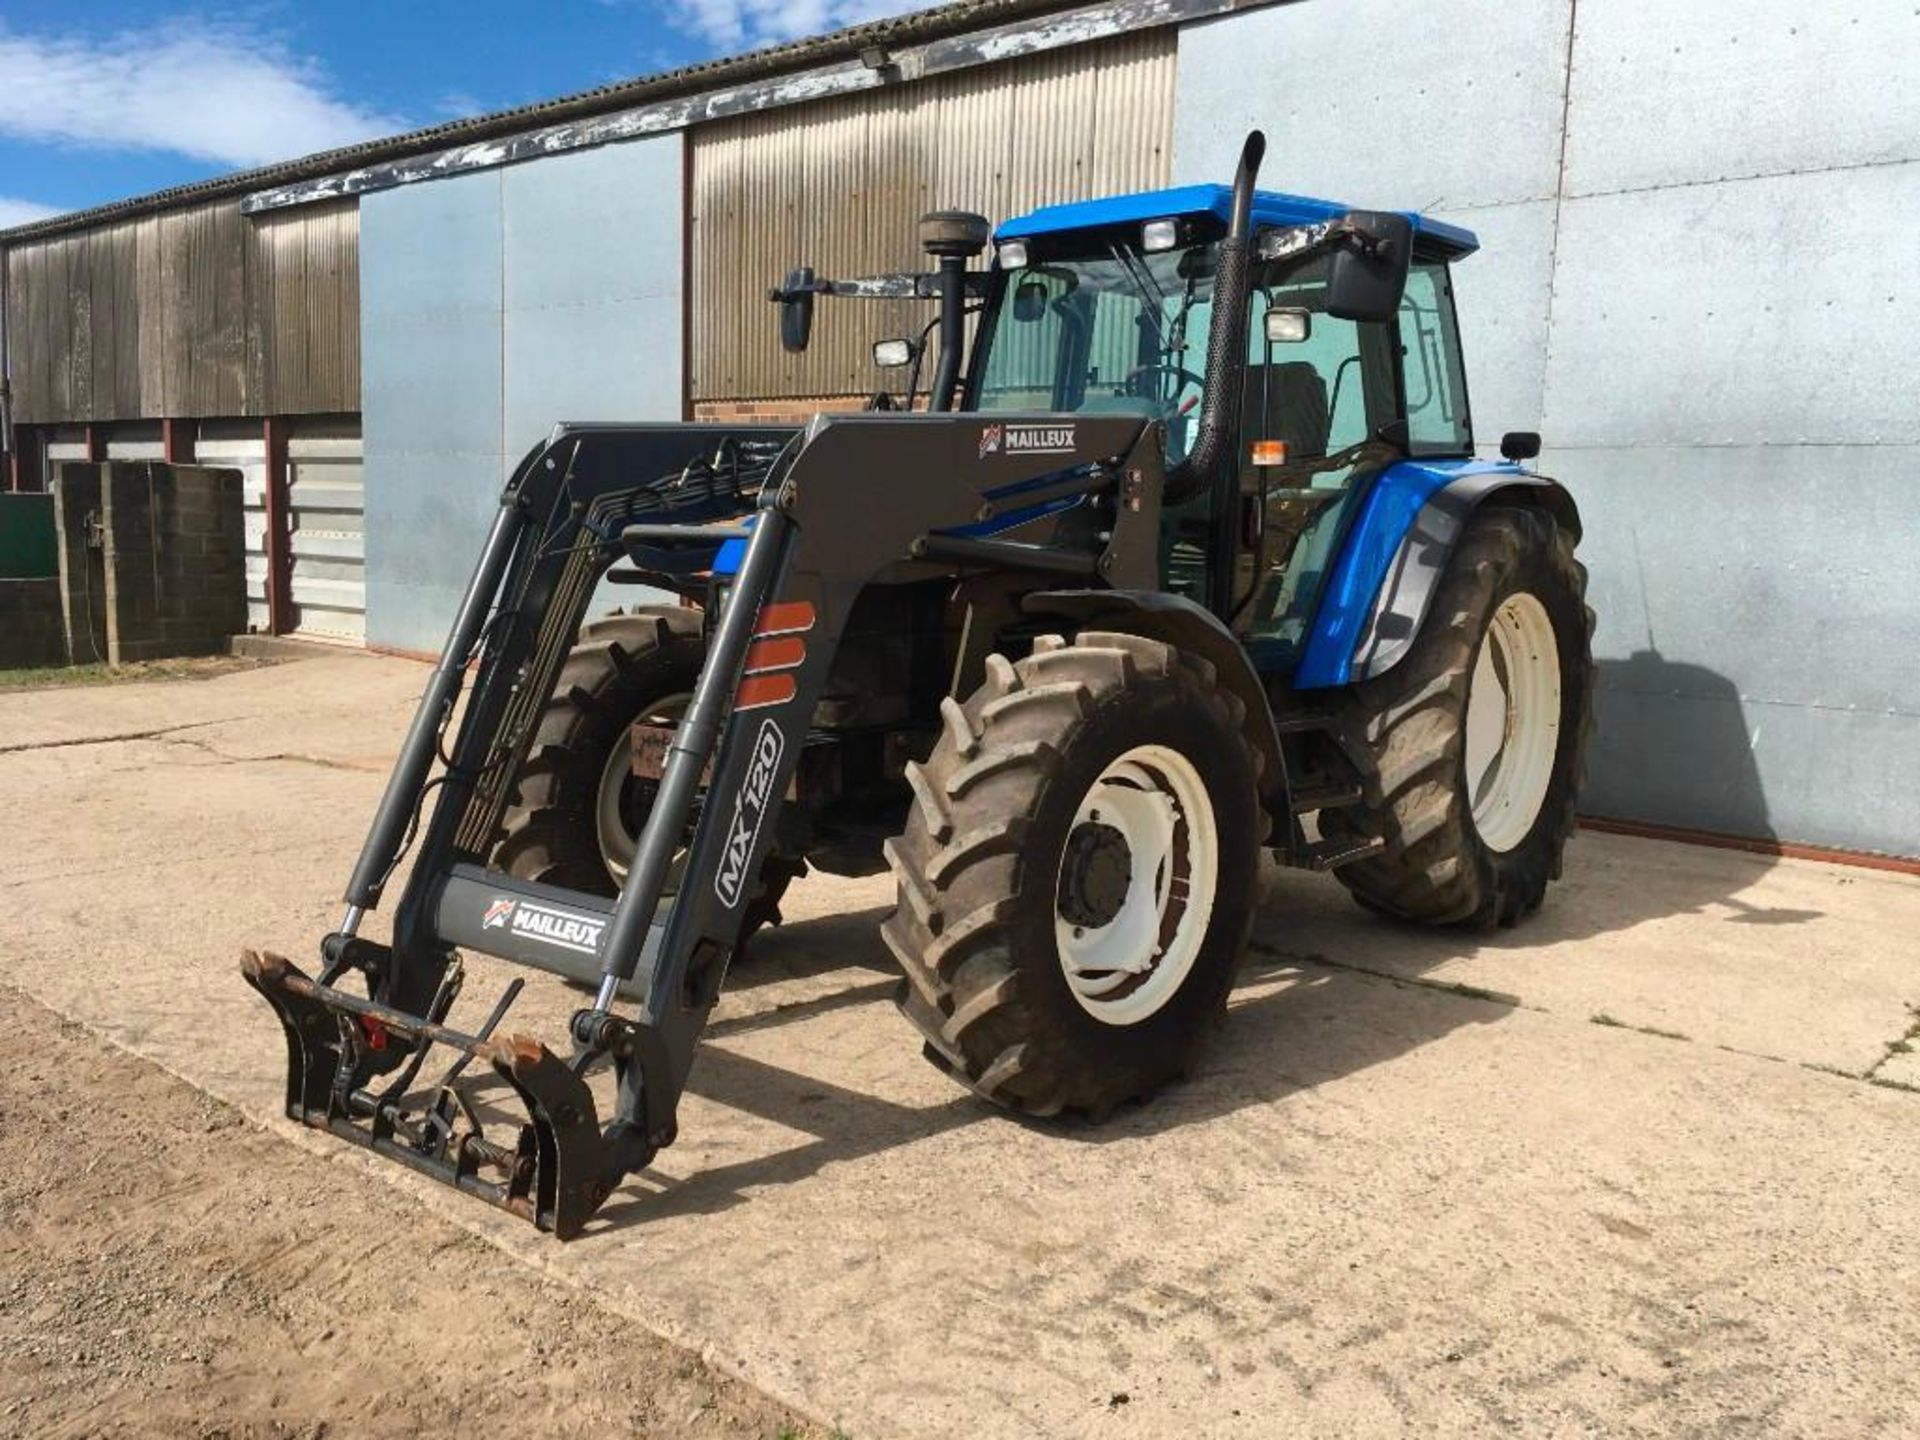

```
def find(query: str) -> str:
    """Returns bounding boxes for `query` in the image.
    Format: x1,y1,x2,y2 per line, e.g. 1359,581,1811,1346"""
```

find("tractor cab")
971,184,1480,674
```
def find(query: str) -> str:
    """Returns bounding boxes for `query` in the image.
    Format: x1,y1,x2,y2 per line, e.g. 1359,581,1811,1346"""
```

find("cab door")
1233,254,1400,654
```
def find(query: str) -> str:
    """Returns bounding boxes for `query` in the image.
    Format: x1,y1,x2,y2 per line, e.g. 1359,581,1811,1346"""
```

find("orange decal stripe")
754,600,817,636
744,635,806,673
735,672,798,711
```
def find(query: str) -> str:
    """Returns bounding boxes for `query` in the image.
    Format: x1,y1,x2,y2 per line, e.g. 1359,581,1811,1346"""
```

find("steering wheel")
1124,362,1206,417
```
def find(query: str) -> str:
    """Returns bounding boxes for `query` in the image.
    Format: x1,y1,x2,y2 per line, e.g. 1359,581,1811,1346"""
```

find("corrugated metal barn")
2,0,1916,859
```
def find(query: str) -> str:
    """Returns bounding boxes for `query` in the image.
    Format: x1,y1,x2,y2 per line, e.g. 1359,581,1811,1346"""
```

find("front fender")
1293,458,1581,688
1022,588,1288,812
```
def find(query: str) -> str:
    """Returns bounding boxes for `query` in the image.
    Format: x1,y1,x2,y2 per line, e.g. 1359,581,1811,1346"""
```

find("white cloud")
0,196,63,229
0,19,405,171
669,0,930,54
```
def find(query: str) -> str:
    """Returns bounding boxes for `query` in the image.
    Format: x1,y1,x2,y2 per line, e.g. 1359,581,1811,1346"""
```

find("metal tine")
431,977,526,1091
415,977,526,1159
450,1083,488,1139
371,958,467,1107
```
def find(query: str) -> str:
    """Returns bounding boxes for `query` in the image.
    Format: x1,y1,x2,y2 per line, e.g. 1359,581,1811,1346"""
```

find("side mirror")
778,266,816,354
1500,431,1542,462
1263,307,1312,345
872,338,917,369
1326,211,1413,323
1012,280,1050,323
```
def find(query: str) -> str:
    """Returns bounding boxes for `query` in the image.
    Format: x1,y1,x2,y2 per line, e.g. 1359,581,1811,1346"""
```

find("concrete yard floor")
3,652,1918,1437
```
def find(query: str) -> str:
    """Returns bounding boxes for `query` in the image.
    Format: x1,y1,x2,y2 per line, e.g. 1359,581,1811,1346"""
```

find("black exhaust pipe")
1164,130,1265,507
920,210,992,412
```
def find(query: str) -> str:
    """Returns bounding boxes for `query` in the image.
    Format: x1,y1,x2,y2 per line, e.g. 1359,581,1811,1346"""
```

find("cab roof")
995,182,1479,259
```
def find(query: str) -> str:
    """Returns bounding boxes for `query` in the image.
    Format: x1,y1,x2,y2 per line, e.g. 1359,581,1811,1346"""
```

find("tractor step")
1289,781,1364,815
1297,834,1386,871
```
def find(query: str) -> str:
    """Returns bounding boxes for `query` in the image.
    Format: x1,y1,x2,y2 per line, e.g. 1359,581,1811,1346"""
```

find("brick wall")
693,394,875,424
99,464,247,663
50,462,246,666
51,463,108,666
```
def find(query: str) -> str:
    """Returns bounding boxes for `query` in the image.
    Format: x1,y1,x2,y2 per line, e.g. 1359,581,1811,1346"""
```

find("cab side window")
1244,258,1395,468
1400,262,1473,455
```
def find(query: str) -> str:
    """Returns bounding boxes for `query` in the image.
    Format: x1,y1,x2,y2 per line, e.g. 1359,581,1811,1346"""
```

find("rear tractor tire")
1320,504,1594,929
884,632,1263,1118
492,607,799,943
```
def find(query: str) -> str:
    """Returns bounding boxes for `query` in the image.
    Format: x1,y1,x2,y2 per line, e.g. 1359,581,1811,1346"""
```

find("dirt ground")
4,652,1920,1438
0,984,827,1440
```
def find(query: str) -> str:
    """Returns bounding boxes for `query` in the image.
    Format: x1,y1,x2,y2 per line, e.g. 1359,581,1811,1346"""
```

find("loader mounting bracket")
241,948,623,1239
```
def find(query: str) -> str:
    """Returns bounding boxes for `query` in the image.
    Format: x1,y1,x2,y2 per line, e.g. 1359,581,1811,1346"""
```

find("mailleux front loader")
244,133,1593,1237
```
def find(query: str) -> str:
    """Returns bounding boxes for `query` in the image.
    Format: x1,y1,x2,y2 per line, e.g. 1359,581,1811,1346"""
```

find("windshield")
973,243,1219,463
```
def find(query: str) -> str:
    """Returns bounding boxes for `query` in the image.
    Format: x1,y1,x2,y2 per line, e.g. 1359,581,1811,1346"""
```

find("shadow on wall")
1585,647,1774,845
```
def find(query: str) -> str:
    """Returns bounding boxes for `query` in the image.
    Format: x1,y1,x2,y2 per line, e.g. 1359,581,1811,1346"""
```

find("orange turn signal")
1250,439,1289,468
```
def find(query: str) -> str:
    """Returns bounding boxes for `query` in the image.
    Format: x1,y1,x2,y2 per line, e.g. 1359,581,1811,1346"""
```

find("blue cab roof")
995,183,1479,259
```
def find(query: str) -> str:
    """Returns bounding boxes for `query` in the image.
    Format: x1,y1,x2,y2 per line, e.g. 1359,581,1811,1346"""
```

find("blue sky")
0,0,925,227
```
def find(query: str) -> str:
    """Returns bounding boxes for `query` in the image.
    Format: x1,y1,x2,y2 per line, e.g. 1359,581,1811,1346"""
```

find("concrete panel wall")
1175,0,1920,855
96,463,248,664
359,138,684,653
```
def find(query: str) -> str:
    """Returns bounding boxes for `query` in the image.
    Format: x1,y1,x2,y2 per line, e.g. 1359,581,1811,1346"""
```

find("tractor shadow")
584,888,1519,1235
584,652,1819,1230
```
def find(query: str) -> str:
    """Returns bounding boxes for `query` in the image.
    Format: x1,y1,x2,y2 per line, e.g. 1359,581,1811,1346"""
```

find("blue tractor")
245,133,1593,1236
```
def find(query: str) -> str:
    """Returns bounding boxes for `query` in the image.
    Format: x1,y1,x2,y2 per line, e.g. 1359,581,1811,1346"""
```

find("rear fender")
1293,459,1581,688
1022,588,1288,813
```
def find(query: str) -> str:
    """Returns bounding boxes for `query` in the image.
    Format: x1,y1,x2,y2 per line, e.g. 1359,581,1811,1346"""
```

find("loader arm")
244,410,1158,1237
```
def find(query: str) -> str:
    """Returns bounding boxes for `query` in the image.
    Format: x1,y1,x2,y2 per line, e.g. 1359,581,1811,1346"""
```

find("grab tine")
433,977,525,1091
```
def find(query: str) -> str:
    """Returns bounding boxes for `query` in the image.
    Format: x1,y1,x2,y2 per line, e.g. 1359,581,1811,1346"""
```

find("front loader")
244,132,1593,1237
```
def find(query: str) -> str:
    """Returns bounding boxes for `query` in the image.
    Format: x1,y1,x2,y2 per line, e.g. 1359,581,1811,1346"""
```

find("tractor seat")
1241,361,1330,465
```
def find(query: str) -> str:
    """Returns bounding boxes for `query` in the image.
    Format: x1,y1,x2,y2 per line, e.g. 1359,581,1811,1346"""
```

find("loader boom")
246,411,1166,1235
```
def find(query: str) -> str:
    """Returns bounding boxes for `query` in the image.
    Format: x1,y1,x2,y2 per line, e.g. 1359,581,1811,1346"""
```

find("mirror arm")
905,313,941,411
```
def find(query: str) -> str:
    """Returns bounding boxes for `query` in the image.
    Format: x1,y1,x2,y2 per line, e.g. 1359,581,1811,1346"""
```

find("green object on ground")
0,494,58,579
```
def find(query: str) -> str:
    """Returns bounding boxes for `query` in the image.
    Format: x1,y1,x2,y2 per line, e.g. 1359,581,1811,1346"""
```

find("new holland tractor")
244,133,1593,1237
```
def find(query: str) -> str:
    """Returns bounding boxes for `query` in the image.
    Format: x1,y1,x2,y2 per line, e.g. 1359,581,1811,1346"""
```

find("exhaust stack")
1164,129,1266,506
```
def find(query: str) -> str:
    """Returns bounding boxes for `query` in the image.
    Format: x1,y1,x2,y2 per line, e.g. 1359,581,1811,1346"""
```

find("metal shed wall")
4,198,359,423
1175,0,1920,858
359,138,685,654
689,28,1175,401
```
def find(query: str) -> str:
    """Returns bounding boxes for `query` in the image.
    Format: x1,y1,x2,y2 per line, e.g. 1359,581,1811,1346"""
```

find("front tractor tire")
493,607,797,939
884,632,1262,1119
1321,504,1595,929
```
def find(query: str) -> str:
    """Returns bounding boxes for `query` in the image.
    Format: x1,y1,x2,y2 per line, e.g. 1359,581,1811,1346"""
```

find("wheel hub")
595,692,694,885
1057,820,1134,929
1053,745,1219,1027
1464,591,1561,853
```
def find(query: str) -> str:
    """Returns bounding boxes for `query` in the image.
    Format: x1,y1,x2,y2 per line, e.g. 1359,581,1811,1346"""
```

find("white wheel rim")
1464,592,1561,853
1054,744,1219,1026
595,692,693,884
